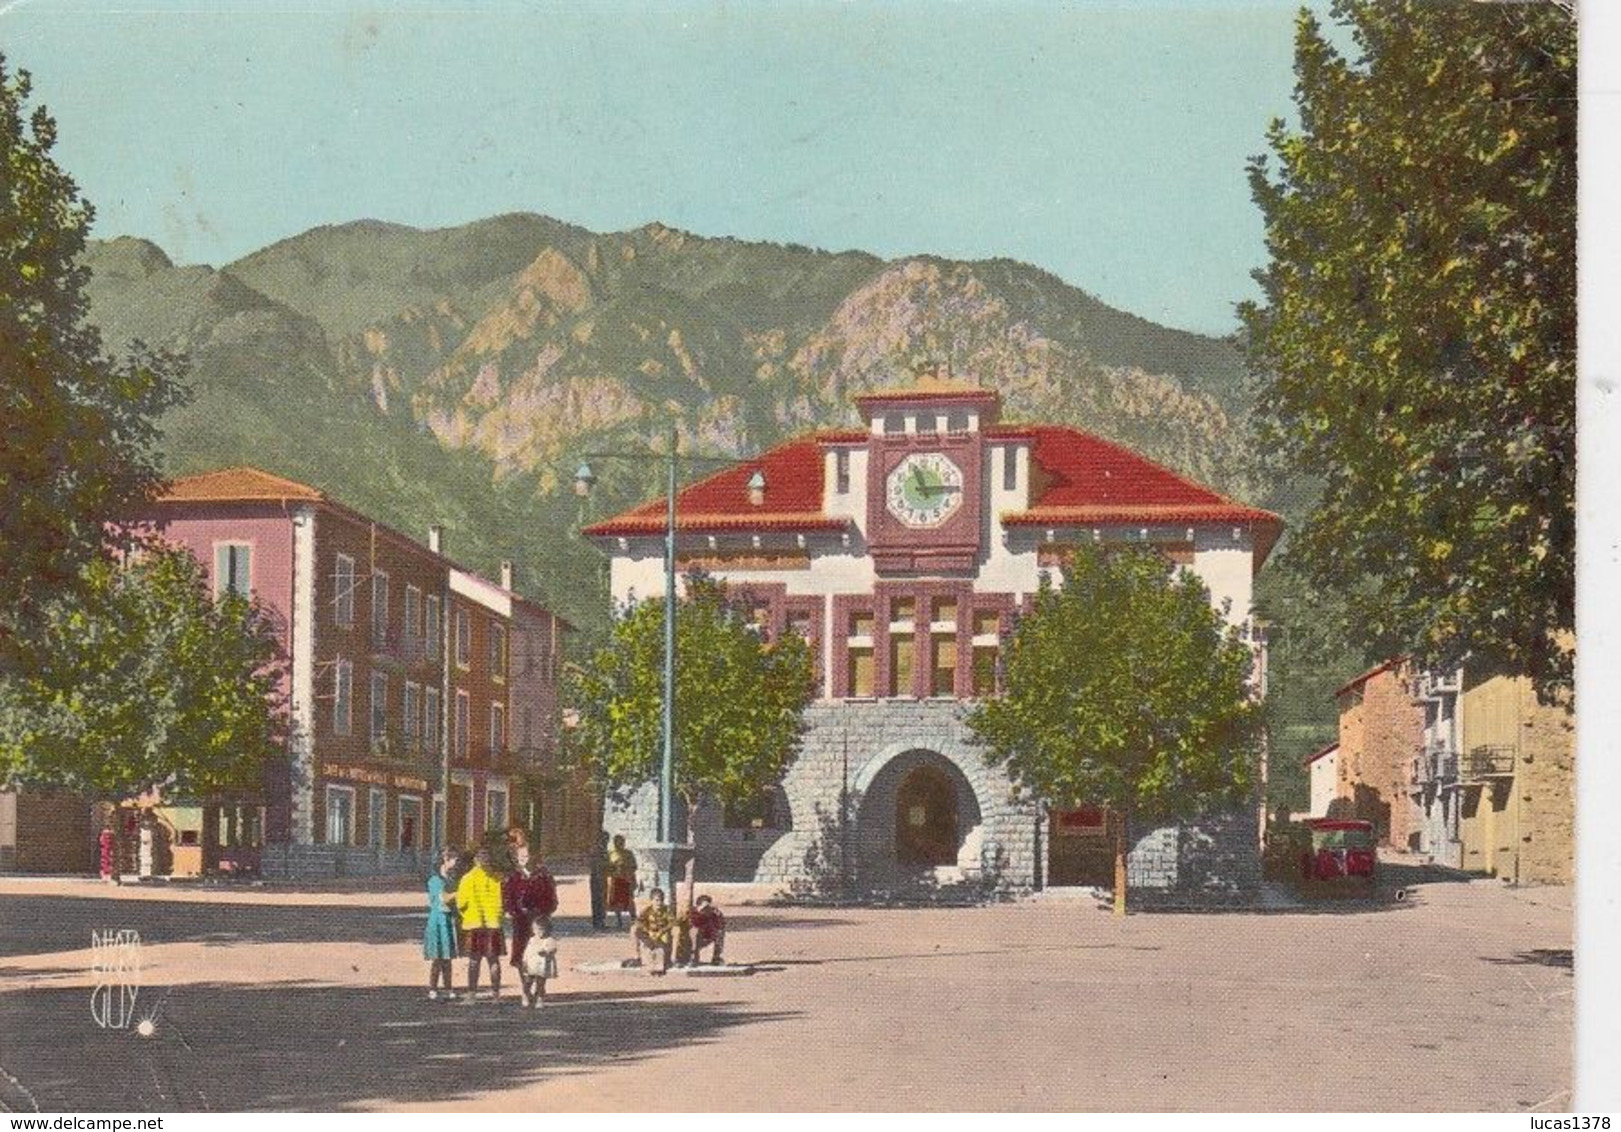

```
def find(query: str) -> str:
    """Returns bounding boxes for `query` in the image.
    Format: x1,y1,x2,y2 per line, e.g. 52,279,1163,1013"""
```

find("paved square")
0,867,1571,1111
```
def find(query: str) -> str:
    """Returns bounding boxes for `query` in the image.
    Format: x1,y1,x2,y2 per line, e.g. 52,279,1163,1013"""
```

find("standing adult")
97,821,116,884
456,846,505,1001
588,831,609,930
605,834,638,928
137,813,154,879
504,840,559,1008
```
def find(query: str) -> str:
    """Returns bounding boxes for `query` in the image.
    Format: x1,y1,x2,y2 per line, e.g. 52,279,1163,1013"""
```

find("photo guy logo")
89,930,142,1029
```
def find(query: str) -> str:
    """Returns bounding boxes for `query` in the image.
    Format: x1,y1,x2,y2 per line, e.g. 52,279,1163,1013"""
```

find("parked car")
1298,818,1378,892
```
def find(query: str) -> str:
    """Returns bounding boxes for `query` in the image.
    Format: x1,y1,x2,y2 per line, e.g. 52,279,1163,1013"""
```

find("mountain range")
81,213,1264,638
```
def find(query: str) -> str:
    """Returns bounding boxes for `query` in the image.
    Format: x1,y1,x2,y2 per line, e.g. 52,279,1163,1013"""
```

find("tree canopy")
1240,1,1575,698
966,545,1260,821
566,574,815,817
0,548,288,799
0,55,183,657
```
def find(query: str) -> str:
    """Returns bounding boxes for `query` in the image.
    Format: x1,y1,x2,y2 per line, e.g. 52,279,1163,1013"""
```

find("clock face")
885,452,965,529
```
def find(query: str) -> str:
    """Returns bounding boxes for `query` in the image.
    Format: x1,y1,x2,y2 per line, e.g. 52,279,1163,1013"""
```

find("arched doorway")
895,764,958,866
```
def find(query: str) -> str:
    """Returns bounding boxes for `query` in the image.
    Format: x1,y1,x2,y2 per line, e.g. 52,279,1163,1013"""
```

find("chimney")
428,525,444,555
500,560,514,591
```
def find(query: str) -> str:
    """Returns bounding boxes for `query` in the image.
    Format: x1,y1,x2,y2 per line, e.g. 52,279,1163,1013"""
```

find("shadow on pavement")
0,981,795,1111
1479,948,1572,971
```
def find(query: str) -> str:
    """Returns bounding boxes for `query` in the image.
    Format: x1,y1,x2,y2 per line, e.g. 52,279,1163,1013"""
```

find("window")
424,687,442,750
454,691,470,758
931,597,958,627
490,622,508,680
849,646,875,697
371,571,390,647
884,413,905,435
849,609,874,639
368,787,386,849
403,681,421,741
1002,448,1018,493
370,672,388,743
455,610,471,669
889,632,915,697
326,785,355,846
214,544,252,599
917,413,938,434
973,609,1000,638
890,596,915,626
486,787,509,831
425,594,442,661
972,638,998,690
835,449,850,495
333,659,353,736
404,585,422,650
787,611,813,640
489,701,506,757
947,411,969,434
333,554,356,626
932,636,957,696
749,600,771,635
398,796,422,850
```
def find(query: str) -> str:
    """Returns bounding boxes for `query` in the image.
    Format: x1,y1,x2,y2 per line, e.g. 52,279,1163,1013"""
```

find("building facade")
1304,743,1339,819
126,467,579,878
1332,660,1425,850
586,378,1280,899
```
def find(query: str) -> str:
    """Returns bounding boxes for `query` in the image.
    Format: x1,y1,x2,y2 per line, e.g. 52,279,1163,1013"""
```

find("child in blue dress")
424,846,461,1001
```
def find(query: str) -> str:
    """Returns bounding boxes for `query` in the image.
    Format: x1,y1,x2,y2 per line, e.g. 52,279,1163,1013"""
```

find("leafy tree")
0,56,183,656
0,548,288,799
1240,2,1575,699
567,573,815,906
966,546,1261,914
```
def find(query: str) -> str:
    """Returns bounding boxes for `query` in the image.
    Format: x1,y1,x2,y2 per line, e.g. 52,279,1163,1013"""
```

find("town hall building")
585,376,1280,899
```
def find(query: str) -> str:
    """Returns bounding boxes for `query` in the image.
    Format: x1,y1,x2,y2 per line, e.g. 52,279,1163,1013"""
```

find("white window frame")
485,786,509,832
398,795,422,851
425,594,442,661
333,659,353,736
371,570,390,646
213,541,253,600
490,622,508,681
455,609,471,669
368,787,386,850
404,584,422,649
403,680,421,740
454,690,470,758
424,687,442,752
370,671,388,743
334,554,356,627
325,784,356,846
489,701,506,757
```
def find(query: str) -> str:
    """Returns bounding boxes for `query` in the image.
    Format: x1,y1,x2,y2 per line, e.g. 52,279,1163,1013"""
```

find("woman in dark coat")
502,841,558,988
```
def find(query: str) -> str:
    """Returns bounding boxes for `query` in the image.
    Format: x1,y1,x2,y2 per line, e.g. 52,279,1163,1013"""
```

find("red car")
1298,819,1377,891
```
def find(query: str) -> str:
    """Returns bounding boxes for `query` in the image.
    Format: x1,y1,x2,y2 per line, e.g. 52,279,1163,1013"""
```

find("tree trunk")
1113,810,1128,918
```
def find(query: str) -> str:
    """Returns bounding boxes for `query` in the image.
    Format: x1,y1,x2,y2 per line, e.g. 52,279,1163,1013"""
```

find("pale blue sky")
2,1,1316,334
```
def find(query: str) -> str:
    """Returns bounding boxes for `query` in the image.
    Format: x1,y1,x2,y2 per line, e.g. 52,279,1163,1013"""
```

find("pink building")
140,467,574,877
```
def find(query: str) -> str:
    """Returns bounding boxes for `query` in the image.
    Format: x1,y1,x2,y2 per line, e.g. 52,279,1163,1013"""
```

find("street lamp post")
574,424,749,893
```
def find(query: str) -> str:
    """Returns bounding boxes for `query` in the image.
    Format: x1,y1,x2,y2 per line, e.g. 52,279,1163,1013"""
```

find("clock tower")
857,371,998,575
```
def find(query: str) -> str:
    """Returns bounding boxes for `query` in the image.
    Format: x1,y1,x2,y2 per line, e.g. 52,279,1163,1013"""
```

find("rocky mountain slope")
81,214,1260,635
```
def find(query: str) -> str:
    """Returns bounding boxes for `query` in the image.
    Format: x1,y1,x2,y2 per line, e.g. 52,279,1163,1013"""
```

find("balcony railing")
1410,745,1459,786
1460,744,1516,781
1415,670,1462,701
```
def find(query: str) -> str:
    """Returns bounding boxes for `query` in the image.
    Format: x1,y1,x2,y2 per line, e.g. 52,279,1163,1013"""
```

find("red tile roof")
157,466,326,504
585,425,1282,563
582,436,848,537
150,467,571,628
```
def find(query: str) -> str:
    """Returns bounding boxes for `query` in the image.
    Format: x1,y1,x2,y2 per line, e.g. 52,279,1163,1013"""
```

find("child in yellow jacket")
456,846,505,1000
